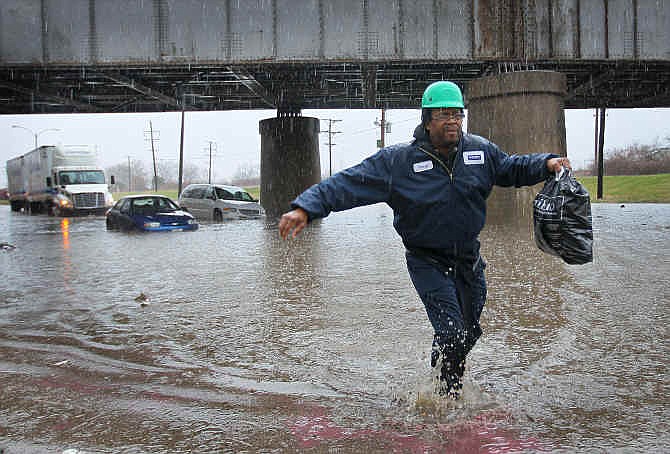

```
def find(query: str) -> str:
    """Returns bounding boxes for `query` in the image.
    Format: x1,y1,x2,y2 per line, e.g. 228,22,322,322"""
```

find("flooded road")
1,202,669,453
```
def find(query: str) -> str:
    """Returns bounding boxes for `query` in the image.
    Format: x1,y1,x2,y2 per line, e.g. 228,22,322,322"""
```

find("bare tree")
106,159,149,192
156,160,178,189
589,139,670,175
231,162,260,186
183,162,207,186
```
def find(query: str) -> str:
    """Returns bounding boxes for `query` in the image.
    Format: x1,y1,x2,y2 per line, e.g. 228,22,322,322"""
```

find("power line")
348,115,417,136
348,125,379,136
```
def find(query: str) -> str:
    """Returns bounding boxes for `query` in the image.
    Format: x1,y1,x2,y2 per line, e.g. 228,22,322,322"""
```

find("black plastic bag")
533,168,593,264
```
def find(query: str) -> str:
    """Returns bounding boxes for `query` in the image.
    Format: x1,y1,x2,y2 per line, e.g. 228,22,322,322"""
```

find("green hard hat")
421,81,465,109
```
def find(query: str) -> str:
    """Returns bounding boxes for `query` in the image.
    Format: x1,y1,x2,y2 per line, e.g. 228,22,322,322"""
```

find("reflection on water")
0,204,669,453
60,218,70,249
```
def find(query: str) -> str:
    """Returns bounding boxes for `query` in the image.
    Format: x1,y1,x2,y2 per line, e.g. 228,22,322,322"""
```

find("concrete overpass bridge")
1,0,669,214
1,0,669,113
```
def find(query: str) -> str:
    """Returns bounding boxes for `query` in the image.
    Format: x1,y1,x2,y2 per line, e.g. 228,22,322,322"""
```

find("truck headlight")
56,195,73,208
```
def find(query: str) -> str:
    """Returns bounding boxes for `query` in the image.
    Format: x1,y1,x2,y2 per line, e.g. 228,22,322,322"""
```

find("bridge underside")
1,60,669,115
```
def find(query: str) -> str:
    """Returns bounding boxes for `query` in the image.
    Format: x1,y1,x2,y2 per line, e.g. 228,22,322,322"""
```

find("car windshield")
215,187,254,201
59,170,105,185
132,197,179,215
234,191,254,201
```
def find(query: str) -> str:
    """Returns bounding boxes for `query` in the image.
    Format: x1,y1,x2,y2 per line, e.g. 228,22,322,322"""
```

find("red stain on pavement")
289,405,549,453
34,376,113,395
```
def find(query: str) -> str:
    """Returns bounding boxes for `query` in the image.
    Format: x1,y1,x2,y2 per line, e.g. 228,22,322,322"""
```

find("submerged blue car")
106,195,198,232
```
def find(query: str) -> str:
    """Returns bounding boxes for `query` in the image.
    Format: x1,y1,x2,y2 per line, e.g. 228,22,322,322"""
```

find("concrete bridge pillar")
466,71,567,227
259,116,321,218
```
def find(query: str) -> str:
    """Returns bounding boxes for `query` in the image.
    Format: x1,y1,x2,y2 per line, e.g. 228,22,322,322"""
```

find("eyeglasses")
432,111,465,121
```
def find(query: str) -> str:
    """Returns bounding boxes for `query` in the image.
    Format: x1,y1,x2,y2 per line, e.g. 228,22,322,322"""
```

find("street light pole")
12,125,61,148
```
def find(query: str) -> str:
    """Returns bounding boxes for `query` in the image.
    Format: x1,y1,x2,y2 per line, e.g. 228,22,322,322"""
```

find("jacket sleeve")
490,143,558,187
290,149,392,220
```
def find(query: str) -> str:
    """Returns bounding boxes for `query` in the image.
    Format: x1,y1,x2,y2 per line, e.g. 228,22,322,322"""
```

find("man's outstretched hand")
278,208,309,240
547,156,572,173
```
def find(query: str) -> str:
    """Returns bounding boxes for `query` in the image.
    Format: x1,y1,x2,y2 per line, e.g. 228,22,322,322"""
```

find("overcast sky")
2,107,669,188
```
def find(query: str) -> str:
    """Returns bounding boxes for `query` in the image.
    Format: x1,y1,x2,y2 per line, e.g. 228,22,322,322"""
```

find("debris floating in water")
134,292,149,306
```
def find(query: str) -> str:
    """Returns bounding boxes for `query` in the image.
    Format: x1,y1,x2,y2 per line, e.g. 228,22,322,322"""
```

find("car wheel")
213,209,223,222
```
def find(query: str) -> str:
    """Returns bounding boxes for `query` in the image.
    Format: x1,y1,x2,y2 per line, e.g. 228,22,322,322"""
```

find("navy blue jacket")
292,125,557,253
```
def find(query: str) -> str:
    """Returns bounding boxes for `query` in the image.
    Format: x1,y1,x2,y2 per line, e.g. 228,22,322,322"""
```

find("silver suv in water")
178,183,265,221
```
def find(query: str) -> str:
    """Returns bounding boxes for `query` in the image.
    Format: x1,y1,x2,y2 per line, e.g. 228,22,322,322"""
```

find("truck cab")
48,167,115,216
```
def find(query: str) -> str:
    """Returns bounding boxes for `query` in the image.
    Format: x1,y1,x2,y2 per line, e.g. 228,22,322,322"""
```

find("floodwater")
1,202,668,453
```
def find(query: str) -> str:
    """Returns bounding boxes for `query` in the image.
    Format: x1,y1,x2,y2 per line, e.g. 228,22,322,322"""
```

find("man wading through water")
278,81,571,399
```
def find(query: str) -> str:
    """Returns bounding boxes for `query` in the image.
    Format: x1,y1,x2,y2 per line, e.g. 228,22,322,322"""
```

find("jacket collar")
412,124,430,146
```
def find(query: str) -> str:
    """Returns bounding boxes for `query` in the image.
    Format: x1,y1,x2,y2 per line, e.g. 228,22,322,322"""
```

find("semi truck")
6,145,115,216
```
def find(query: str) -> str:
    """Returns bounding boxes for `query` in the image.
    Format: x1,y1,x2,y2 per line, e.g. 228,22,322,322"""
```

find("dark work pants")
406,250,487,395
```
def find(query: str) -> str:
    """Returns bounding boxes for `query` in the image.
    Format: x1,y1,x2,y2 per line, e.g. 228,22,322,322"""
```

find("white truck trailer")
7,145,114,216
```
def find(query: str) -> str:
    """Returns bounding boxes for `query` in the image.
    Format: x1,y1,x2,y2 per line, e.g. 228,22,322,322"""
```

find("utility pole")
380,108,385,149
593,108,599,176
320,118,342,176
150,121,158,192
178,109,185,197
597,108,606,200
374,109,391,149
144,121,160,192
127,156,132,192
204,141,217,184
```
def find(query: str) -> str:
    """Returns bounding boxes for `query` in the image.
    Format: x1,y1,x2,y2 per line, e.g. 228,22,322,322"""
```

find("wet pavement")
1,202,669,453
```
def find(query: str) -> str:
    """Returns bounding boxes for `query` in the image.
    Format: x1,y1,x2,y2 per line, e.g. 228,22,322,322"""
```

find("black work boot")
432,346,466,399
437,358,465,399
